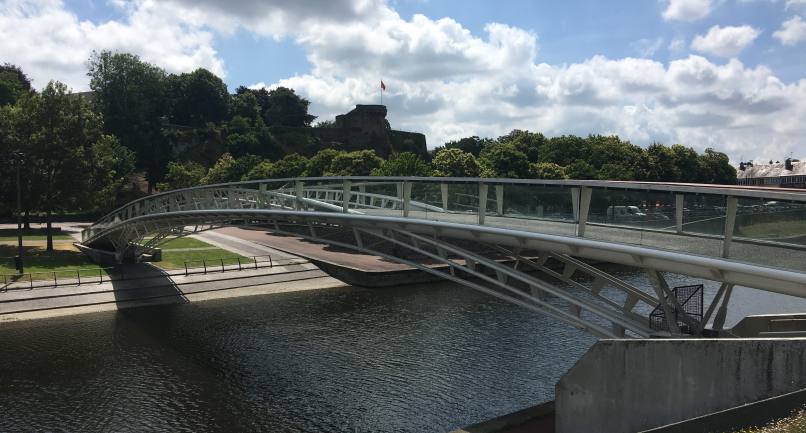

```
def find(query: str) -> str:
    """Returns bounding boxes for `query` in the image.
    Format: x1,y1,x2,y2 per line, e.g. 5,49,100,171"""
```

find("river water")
1,264,805,433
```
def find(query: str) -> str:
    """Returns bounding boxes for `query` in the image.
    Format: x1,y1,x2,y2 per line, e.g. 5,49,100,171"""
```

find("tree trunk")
46,195,53,252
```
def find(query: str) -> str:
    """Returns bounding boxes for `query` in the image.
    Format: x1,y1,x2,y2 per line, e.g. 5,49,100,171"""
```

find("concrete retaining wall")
555,338,806,433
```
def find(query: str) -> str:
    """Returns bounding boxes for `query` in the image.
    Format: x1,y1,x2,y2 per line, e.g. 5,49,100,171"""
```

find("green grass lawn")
0,245,117,281
0,228,74,241
145,237,213,249
737,220,806,240
154,248,254,271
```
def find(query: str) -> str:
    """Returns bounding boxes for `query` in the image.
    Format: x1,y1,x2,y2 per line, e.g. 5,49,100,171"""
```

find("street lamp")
9,153,24,275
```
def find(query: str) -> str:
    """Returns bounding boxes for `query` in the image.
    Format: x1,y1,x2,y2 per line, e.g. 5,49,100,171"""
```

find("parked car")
607,206,647,222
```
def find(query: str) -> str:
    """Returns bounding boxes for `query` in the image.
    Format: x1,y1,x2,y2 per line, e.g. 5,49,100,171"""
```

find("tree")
13,81,134,249
530,162,566,180
698,148,738,185
235,86,271,118
671,144,701,183
229,92,261,125
325,150,383,176
432,148,480,177
445,136,490,157
315,120,336,128
478,144,532,178
0,71,25,106
597,164,634,181
200,153,262,184
565,160,598,180
306,148,345,177
200,153,235,185
0,63,33,92
244,154,309,180
510,130,547,163
372,152,432,177
647,142,677,182
87,50,168,192
263,87,316,127
156,162,206,191
538,135,592,167
166,68,230,127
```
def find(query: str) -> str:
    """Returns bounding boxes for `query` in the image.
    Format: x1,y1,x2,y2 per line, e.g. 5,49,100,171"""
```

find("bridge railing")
82,177,806,274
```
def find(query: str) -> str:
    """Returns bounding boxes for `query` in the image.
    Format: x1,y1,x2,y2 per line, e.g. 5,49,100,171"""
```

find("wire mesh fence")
649,284,704,334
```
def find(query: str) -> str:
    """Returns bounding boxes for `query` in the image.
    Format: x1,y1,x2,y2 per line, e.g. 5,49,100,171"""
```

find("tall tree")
372,152,432,177
0,71,25,106
166,68,230,127
13,81,134,249
0,63,33,92
478,144,532,178
698,148,738,185
432,148,480,177
87,50,167,192
262,87,317,127
445,136,490,157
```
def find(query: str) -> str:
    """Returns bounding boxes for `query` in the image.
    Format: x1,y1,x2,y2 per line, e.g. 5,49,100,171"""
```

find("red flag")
381,80,386,90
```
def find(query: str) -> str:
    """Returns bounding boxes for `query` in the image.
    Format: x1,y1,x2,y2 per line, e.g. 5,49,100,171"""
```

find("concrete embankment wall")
555,338,806,433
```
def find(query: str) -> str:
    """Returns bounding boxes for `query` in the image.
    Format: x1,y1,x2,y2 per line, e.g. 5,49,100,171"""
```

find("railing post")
576,186,592,237
53,272,57,287
203,260,207,274
77,270,81,286
269,255,273,268
478,182,488,225
254,256,258,270
228,185,236,210
185,261,189,276
402,180,412,217
441,183,449,211
221,258,225,272
358,185,366,206
342,180,352,213
495,185,504,216
723,195,738,258
295,181,305,210
259,183,267,209
676,194,684,234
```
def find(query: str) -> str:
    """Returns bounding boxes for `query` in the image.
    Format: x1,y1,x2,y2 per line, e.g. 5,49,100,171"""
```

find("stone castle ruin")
310,105,427,158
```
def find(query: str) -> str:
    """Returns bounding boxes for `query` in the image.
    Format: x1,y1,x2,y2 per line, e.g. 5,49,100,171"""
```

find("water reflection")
1,265,804,432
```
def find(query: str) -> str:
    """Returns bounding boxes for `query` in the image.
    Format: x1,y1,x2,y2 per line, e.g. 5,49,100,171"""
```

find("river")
1,264,805,432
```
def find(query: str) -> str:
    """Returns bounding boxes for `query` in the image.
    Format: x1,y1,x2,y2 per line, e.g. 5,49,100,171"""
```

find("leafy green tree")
432,148,480,177
306,148,345,177
510,130,547,163
565,160,598,180
538,135,592,167
229,92,261,125
478,144,532,178
0,63,33,92
263,87,316,127
445,136,490,157
530,162,566,180
244,154,309,180
325,150,383,176
87,50,168,192
496,129,523,144
235,86,271,118
315,120,336,128
586,134,648,180
671,144,701,183
698,148,738,185
166,68,230,127
597,164,634,181
227,132,260,158
157,162,206,191
13,81,134,249
647,142,678,182
229,154,263,181
200,153,235,185
0,71,24,106
372,152,432,177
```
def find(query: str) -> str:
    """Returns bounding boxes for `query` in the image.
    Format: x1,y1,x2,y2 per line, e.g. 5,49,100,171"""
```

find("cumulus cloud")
669,37,686,51
662,0,714,21
3,0,805,163
631,38,664,57
0,0,225,90
691,25,762,56
773,16,806,44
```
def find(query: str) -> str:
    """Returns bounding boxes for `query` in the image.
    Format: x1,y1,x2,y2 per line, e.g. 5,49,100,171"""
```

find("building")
737,159,806,189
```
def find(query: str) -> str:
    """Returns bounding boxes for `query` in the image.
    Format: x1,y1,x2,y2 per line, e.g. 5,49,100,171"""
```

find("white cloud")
691,25,762,56
662,0,714,21
3,0,805,163
786,0,806,9
631,38,664,57
773,16,806,44
669,37,686,51
0,0,226,91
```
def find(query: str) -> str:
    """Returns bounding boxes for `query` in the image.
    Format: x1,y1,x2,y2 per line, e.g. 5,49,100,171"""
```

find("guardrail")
2,267,118,291
184,254,273,276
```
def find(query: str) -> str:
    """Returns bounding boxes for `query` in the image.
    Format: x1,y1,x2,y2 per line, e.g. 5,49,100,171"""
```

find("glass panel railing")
585,189,649,246
730,198,806,272
485,183,576,237
350,181,403,218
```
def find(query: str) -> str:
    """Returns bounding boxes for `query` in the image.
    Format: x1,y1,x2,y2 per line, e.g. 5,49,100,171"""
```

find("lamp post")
10,153,24,275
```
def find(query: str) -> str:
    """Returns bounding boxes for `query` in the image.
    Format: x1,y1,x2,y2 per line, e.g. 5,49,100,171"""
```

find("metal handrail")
184,254,273,276
2,267,117,290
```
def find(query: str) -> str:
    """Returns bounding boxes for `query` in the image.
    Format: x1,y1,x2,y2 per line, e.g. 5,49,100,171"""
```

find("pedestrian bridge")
81,177,806,339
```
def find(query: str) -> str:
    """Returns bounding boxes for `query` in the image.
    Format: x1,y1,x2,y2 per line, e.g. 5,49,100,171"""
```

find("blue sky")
2,0,806,162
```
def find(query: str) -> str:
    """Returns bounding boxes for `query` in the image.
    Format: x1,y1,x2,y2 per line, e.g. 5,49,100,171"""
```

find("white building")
737,159,806,189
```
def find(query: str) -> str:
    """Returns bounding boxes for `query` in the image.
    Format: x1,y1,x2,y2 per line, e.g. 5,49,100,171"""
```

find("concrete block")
555,338,806,433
